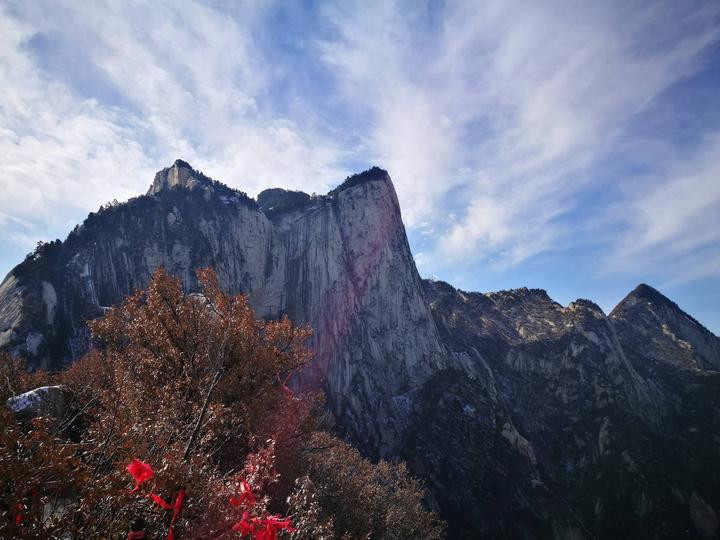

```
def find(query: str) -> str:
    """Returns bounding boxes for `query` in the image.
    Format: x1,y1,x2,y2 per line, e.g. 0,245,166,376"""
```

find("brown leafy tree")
1,267,445,538
289,431,446,540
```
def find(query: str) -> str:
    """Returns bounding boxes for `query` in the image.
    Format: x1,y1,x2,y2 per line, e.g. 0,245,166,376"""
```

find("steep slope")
416,279,720,539
610,283,720,372
0,160,447,455
608,284,720,539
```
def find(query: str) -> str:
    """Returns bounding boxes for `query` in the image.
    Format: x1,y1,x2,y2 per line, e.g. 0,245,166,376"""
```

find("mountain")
417,280,719,538
1,161,718,538
610,283,720,372
0,160,446,457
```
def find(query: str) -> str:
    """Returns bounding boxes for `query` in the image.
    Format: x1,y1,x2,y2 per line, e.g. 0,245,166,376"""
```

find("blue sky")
1,0,719,333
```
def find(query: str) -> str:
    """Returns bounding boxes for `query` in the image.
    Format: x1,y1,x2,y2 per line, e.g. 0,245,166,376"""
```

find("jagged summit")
148,159,211,195
147,162,392,211
610,283,709,333
484,286,556,307
622,283,675,308
172,158,192,169
610,282,720,371
568,297,604,313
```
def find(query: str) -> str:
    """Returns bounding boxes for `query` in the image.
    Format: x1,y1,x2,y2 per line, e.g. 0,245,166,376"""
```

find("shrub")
0,267,445,538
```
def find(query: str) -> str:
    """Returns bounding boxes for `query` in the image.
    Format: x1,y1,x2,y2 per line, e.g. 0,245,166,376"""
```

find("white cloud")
318,1,466,225
1,0,719,292
0,6,153,229
609,133,720,284
0,0,348,262
318,0,720,274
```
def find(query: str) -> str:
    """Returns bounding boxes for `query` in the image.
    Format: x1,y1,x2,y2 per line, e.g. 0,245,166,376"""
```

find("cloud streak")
319,1,720,274
0,0,719,329
0,0,348,258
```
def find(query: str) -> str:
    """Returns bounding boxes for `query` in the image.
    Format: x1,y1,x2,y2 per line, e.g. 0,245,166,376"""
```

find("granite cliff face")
1,161,718,538
0,160,446,456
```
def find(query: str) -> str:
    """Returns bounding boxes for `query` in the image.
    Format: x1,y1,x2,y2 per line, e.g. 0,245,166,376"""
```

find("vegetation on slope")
0,268,444,539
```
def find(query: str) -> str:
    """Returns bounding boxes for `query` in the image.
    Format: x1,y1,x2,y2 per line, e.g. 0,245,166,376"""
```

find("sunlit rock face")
2,161,719,538
0,160,446,456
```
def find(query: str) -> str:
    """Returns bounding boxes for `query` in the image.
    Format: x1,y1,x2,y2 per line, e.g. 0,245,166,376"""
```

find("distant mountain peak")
148,159,210,195
172,158,192,169
610,283,720,371
627,283,672,306
611,283,708,331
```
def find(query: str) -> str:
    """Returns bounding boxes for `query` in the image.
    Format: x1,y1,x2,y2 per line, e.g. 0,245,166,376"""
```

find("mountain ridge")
1,160,719,539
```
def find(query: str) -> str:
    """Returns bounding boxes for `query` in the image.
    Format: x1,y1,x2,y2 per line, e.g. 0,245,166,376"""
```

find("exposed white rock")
41,280,57,324
0,274,23,350
7,385,65,420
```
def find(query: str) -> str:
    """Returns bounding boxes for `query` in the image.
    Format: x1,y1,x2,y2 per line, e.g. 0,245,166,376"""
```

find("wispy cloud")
609,132,720,285
318,0,720,276
0,0,348,256
0,0,719,319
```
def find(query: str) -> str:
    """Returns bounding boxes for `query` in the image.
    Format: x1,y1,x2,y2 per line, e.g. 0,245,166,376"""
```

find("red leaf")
150,488,185,540
252,514,295,540
150,493,175,510
126,459,153,493
229,479,255,508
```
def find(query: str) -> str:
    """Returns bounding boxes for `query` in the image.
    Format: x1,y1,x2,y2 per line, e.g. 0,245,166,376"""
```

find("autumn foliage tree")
1,267,444,538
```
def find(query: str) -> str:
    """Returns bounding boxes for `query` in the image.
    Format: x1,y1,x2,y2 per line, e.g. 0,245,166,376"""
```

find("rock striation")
1,160,718,538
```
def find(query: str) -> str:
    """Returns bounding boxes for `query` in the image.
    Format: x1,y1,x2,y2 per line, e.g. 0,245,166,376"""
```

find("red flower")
126,459,153,493
229,479,255,509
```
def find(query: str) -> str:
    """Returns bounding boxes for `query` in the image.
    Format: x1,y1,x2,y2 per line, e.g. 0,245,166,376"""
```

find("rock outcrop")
610,283,720,372
6,385,66,421
1,161,718,538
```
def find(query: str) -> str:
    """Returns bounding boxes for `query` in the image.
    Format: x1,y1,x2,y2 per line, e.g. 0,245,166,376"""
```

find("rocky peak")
147,159,208,195
610,283,720,371
616,283,682,311
568,298,604,314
